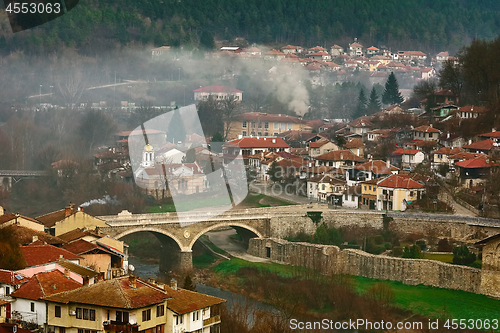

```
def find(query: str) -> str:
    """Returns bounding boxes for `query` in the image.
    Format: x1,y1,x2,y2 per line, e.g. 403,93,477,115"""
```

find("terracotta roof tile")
344,138,365,149
433,147,463,155
3,224,64,246
21,244,82,266
479,131,500,138
0,269,29,285
392,148,420,155
58,228,102,243
10,270,82,300
225,137,290,149
315,150,365,162
354,160,398,174
463,139,495,151
378,174,425,189
455,158,498,168
0,213,42,226
62,239,113,256
413,125,440,133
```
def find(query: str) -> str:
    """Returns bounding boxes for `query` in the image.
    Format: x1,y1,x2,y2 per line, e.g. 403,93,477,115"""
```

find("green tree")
452,245,476,266
267,161,282,183
367,86,381,114
382,72,404,105
166,108,186,144
182,275,196,291
354,88,367,119
438,60,464,105
199,31,215,50
401,244,422,259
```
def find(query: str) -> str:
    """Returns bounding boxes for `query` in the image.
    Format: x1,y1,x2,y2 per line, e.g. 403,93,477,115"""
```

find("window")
192,311,199,321
273,123,278,129
288,122,293,130
242,121,247,128
60,328,65,333
31,302,35,312
180,314,183,324
242,131,247,136
258,122,262,128
55,306,61,318
410,191,414,197
156,304,164,317
265,122,269,129
142,309,151,322
90,309,95,321
364,185,367,191
257,132,261,136
5,287,10,295
83,308,89,320
369,185,371,190
78,330,83,333
76,308,82,319
251,121,256,128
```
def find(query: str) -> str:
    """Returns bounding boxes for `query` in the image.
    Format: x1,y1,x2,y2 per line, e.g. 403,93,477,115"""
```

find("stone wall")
249,238,486,296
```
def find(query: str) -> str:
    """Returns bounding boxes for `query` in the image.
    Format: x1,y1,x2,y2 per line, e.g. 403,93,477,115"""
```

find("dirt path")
206,229,270,263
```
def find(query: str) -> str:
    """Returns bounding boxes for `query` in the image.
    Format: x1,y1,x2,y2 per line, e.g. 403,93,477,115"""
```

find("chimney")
65,206,72,217
340,152,344,160
429,124,433,128
386,159,390,169
170,278,177,291
59,254,64,259
32,235,38,243
129,275,137,289
492,128,496,133
64,268,70,278
83,277,90,286
79,206,83,212
0,206,3,216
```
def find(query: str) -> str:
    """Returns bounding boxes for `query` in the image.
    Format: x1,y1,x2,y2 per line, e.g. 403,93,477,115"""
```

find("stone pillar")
179,250,193,272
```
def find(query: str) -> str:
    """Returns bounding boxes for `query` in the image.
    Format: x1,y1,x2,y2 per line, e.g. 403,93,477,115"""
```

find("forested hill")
3,0,500,55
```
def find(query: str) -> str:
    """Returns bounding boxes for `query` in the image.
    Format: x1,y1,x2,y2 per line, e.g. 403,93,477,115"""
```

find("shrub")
402,244,422,259
416,240,427,251
373,235,384,245
392,246,403,257
384,242,392,250
437,238,453,252
453,245,476,266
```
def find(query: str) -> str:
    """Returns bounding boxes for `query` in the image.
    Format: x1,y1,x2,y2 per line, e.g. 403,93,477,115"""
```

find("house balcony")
203,315,221,326
103,321,139,333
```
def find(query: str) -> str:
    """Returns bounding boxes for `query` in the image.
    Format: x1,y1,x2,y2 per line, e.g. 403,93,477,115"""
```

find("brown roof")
354,160,398,175
378,174,425,189
455,158,498,168
164,285,225,314
315,150,365,162
62,239,114,256
36,206,78,228
309,138,331,148
392,148,420,156
0,213,42,226
237,112,304,124
349,117,373,128
433,147,463,155
21,244,82,266
56,259,98,278
458,105,487,113
344,138,365,149
10,270,82,300
225,137,290,149
3,224,64,246
413,125,440,133
58,228,102,243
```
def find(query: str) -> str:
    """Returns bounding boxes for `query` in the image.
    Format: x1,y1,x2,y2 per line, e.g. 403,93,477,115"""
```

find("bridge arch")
188,221,264,250
113,226,186,251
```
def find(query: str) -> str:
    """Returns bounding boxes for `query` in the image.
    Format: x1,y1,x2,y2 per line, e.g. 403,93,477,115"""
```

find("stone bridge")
98,205,500,272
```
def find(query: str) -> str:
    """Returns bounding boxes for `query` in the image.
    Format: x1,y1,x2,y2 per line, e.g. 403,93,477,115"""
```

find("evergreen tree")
354,88,367,118
382,72,404,105
452,245,476,266
166,108,186,144
182,275,196,291
367,86,381,114
267,161,282,183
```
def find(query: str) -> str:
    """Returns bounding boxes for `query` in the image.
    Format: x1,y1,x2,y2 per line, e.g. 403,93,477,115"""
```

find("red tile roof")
62,239,114,256
479,131,500,138
0,213,42,226
398,51,426,56
36,206,78,228
455,158,498,168
344,138,365,149
354,160,398,175
315,150,365,162
3,224,64,246
309,46,327,51
237,112,304,124
163,285,225,315
349,117,373,128
309,138,331,148
265,49,285,56
225,137,290,149
57,228,102,243
463,139,495,151
433,147,463,155
458,105,487,113
350,42,363,48
378,174,425,189
392,148,420,156
10,270,82,300
193,86,242,93
449,152,486,160
310,51,329,56
21,244,82,266
367,46,379,51
0,269,29,285
413,125,440,133
282,45,297,50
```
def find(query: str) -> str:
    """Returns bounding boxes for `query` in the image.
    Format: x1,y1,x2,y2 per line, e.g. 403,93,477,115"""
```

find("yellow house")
0,213,45,232
360,178,379,210
225,112,309,140
375,174,425,211
37,205,107,237
43,276,225,333
308,139,339,158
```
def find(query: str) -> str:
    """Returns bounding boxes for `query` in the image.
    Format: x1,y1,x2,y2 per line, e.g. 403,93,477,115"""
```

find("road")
206,228,270,263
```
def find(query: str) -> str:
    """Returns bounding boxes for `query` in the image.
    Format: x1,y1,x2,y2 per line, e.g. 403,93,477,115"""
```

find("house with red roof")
345,160,399,186
348,116,373,136
344,138,365,157
193,86,242,102
314,150,365,168
329,44,344,56
0,269,28,299
43,276,224,333
20,244,83,267
376,174,425,211
463,139,496,154
478,129,500,143
223,137,290,158
307,46,327,54
391,148,425,169
457,105,487,119
455,157,498,188
10,270,82,326
412,125,441,141
281,45,299,54
432,147,463,169
349,42,363,57
264,49,286,60
308,139,339,158
366,46,379,56
309,51,331,62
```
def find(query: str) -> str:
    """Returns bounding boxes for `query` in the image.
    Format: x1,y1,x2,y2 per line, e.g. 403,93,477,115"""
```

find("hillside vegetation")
2,0,500,54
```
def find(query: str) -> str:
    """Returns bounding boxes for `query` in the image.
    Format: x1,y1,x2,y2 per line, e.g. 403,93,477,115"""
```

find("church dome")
144,144,154,152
